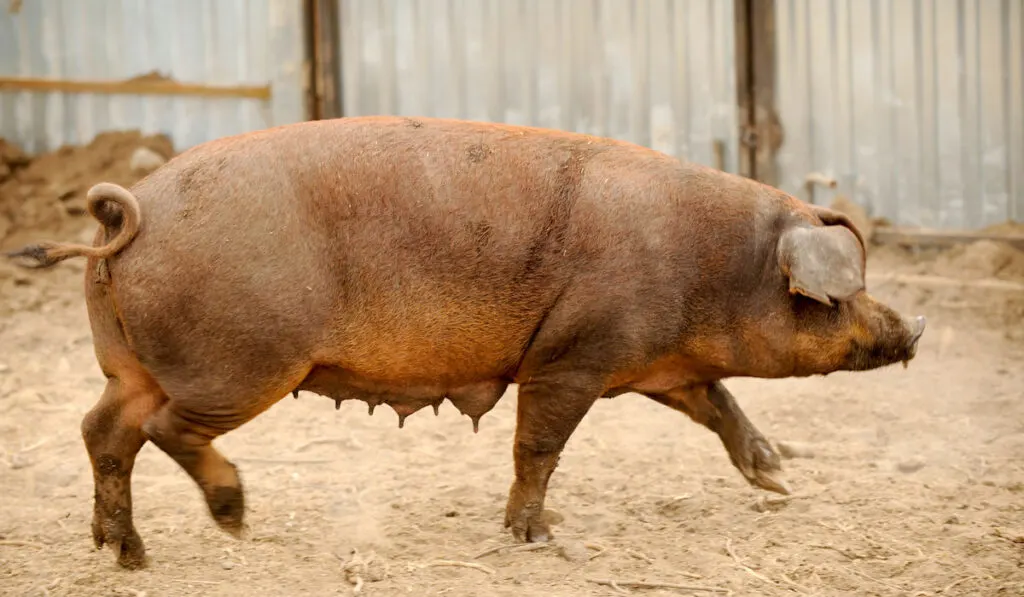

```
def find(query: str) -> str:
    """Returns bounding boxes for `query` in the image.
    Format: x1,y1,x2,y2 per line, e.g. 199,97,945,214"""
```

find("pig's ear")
777,224,865,305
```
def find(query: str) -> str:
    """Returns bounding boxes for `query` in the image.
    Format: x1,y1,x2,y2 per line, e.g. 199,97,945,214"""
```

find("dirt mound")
0,131,174,248
829,194,874,242
929,240,1024,281
865,238,1024,332
979,220,1024,236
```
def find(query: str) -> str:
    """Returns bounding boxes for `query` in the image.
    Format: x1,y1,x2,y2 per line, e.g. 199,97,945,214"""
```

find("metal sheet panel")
0,0,307,153
775,0,1024,229
339,0,739,172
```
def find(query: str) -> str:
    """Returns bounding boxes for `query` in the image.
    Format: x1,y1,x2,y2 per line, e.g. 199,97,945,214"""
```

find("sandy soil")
1,134,1023,597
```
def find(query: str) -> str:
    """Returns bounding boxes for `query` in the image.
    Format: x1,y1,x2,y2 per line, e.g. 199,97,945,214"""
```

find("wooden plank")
866,272,1024,293
873,227,1024,252
0,76,271,100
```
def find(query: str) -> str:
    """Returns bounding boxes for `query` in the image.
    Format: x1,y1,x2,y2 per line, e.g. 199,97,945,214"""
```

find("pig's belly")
315,294,544,382
294,299,541,426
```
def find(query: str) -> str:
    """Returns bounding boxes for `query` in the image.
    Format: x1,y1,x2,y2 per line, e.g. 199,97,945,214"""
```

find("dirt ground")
1,135,1023,597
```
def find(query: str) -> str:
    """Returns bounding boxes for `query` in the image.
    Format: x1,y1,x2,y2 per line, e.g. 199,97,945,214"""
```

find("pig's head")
776,206,926,376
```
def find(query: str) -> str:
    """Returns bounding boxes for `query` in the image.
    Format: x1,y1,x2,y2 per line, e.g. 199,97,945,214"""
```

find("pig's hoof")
508,517,552,543
207,485,246,537
114,531,148,570
735,437,791,496
92,520,147,569
91,517,105,550
752,467,792,496
504,503,552,543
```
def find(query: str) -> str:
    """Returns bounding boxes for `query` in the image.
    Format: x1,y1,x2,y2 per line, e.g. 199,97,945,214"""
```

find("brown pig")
7,116,926,569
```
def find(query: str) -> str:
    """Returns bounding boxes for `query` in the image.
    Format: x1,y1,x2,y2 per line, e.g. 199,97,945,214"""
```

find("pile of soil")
931,239,1024,281
0,131,174,248
866,229,1024,335
979,220,1024,236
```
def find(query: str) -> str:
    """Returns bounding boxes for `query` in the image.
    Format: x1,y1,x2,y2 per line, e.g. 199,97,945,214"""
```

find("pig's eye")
791,293,844,321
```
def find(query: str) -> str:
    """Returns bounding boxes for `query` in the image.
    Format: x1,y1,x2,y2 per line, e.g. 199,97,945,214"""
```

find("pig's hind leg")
141,402,252,537
138,361,310,538
81,375,165,569
647,382,790,495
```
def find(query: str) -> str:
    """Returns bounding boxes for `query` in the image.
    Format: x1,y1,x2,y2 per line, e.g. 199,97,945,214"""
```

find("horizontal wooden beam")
874,226,1024,252
866,272,1024,293
0,76,271,100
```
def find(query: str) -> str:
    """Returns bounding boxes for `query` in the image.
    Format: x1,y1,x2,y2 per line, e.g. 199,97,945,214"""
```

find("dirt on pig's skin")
1,141,1022,596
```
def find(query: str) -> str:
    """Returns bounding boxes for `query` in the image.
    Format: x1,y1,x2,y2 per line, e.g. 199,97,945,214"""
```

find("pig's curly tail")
6,182,142,269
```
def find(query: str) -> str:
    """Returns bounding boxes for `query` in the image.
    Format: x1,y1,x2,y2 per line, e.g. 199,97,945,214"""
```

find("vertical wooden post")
734,0,754,179
304,0,342,120
750,0,780,188
735,0,781,187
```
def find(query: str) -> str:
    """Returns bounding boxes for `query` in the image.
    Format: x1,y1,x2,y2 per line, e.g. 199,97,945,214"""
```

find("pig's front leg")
504,376,599,543
647,382,790,495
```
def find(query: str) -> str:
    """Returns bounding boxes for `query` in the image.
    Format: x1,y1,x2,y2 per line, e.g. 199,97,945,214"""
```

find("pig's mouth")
843,314,927,372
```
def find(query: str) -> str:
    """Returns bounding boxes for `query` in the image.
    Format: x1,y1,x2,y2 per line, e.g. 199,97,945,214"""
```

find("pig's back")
107,117,694,386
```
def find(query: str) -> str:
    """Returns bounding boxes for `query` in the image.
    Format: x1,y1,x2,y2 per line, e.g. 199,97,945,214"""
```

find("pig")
7,116,926,569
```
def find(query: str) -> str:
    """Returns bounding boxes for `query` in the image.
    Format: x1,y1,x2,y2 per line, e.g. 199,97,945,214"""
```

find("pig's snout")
901,315,926,367
909,315,926,343
832,298,926,373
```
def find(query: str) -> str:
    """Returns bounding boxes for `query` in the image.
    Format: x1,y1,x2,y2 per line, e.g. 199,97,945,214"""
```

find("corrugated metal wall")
6,0,1016,232
338,0,740,173
0,0,307,154
775,0,1024,229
